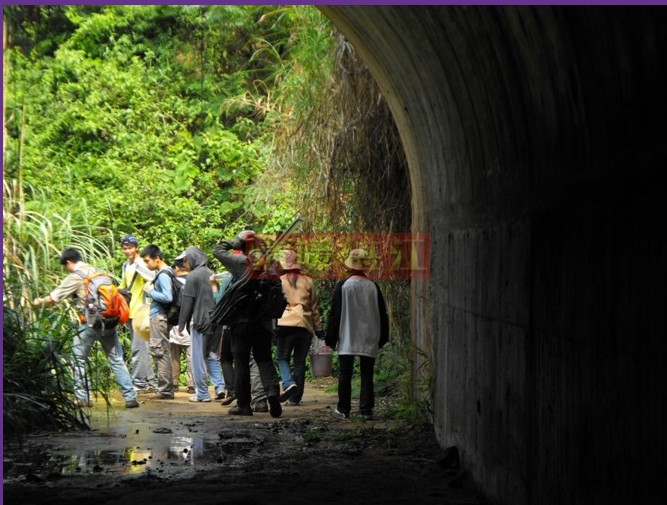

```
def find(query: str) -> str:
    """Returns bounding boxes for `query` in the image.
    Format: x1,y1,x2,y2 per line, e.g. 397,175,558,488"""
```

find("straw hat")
132,303,151,341
344,248,371,272
280,249,301,270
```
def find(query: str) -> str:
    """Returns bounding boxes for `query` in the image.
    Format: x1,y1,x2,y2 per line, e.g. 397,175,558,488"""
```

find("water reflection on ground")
41,401,262,478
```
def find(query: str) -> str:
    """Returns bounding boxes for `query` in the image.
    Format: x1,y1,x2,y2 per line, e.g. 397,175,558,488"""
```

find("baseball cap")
121,234,139,246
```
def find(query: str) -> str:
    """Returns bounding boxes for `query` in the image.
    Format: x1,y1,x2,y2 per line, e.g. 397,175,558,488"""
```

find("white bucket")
310,352,332,377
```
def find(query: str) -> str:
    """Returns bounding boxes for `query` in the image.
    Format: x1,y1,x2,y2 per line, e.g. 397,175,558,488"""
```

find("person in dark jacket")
212,230,286,417
175,247,225,402
326,248,389,419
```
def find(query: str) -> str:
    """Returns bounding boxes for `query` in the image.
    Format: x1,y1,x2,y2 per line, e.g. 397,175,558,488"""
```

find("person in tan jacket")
275,250,325,405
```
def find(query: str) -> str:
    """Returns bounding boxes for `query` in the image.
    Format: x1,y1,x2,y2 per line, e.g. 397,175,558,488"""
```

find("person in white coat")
325,248,389,419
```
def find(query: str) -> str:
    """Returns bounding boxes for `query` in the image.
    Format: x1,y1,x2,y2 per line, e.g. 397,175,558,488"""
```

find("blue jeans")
191,327,225,400
276,326,311,403
72,324,137,402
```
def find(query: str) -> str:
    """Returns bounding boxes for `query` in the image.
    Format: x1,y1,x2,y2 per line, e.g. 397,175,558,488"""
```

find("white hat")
344,248,371,272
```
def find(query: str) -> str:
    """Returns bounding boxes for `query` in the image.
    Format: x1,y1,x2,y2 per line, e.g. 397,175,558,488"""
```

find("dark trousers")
220,327,235,395
230,322,280,408
337,354,376,415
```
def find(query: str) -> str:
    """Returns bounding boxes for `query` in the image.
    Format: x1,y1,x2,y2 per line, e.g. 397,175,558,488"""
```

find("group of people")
33,229,390,419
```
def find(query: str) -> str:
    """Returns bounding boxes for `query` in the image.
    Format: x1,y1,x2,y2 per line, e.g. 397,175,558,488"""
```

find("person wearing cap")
175,247,226,403
325,248,389,419
118,234,157,393
275,249,325,406
33,248,139,409
212,229,285,418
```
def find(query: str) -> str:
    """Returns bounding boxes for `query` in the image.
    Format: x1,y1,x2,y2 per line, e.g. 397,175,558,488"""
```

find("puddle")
33,407,275,478
46,435,223,477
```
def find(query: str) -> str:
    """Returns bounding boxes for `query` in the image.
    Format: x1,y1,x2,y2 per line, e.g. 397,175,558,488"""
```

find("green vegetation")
3,5,424,438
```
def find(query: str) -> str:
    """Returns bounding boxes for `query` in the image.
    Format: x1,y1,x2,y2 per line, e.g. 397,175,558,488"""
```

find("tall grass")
3,178,120,443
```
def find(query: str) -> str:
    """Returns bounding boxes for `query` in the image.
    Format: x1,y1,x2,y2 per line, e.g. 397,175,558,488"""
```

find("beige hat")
344,248,371,272
279,249,301,270
132,303,151,341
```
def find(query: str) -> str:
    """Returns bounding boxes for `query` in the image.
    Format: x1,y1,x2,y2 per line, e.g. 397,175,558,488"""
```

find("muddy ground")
3,377,491,505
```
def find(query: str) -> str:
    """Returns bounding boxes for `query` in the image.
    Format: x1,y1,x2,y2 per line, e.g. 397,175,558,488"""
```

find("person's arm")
178,294,194,333
376,283,390,348
212,238,248,279
145,271,173,305
34,272,83,307
325,280,344,348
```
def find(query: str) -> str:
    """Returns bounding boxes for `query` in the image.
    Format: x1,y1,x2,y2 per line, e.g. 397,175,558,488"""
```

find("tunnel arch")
320,6,666,505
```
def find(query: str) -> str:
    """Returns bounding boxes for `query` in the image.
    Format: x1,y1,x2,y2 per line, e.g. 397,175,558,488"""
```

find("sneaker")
215,390,226,400
135,386,155,395
173,385,180,392
188,395,211,403
268,396,282,418
253,399,268,412
359,410,373,419
125,399,140,408
278,383,298,403
187,386,196,394
152,392,175,400
220,393,236,406
334,408,350,419
228,405,253,416
75,398,93,408
287,400,301,406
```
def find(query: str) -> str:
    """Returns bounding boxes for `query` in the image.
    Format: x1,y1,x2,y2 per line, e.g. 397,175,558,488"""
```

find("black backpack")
154,269,182,326
210,270,286,326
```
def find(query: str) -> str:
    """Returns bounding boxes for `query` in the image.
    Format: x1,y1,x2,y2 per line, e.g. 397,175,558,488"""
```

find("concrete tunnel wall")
321,6,666,505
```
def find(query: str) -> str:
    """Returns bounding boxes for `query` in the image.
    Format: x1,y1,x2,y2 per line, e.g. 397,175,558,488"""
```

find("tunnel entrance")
321,6,666,505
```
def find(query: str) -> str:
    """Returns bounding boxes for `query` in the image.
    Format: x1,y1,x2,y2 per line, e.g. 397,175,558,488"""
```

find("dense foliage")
3,5,422,436
4,5,328,266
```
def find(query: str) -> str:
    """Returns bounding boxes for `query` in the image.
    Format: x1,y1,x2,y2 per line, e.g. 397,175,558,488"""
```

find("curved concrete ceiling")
322,6,666,505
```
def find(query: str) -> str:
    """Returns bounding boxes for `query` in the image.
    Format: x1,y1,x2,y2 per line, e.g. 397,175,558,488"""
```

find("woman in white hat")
275,250,325,405
325,248,389,419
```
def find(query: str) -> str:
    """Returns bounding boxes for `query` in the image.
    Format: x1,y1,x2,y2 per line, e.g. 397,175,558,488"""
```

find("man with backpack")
140,244,175,400
175,246,225,403
33,248,139,409
212,230,287,417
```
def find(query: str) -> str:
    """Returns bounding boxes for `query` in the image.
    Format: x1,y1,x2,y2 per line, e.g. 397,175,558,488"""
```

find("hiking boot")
278,383,298,403
228,405,253,416
268,396,282,418
125,399,140,408
220,393,236,406
188,395,211,403
253,399,268,412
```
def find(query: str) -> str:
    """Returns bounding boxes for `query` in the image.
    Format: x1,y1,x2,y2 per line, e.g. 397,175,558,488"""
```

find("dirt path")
3,378,490,505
